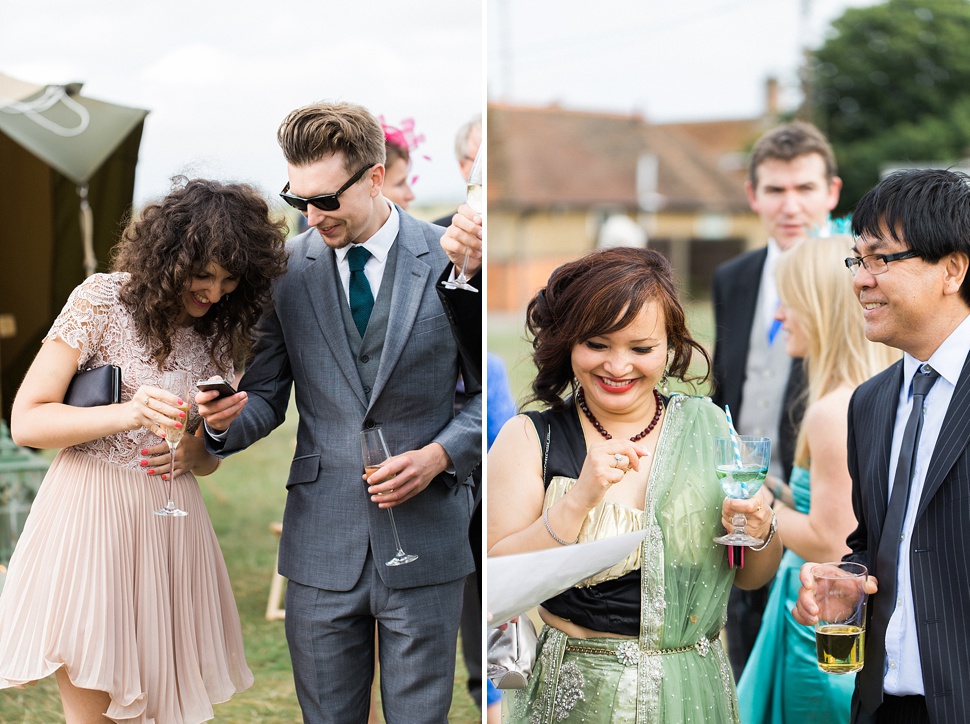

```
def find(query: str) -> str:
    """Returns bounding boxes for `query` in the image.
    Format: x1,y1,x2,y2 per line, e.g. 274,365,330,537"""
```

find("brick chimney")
765,76,780,117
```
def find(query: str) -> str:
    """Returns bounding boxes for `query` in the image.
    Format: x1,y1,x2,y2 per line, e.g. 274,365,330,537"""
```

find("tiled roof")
488,102,750,213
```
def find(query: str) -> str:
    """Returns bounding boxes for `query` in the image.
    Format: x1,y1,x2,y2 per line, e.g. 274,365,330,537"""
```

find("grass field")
0,400,480,723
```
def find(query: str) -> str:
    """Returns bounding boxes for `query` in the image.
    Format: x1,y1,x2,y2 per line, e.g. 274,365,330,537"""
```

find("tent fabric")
0,73,147,420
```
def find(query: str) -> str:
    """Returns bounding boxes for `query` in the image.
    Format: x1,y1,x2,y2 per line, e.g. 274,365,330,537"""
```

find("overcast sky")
488,0,881,121
0,1,483,208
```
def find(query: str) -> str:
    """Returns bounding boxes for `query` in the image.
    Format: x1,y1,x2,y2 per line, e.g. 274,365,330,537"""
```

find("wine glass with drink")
360,427,418,566
712,435,770,546
153,370,192,517
442,146,482,293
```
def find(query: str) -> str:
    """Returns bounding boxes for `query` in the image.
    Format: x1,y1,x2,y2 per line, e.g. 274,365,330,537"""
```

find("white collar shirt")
884,311,970,694
332,201,399,303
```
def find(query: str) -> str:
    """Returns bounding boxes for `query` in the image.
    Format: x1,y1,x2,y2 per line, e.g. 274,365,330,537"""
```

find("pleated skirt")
0,447,253,723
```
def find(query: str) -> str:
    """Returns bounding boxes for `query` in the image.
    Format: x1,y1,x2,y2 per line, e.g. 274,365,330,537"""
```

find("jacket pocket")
286,454,320,488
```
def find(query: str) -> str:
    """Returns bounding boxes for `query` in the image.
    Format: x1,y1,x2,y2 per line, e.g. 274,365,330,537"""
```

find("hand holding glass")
813,562,868,674
712,435,770,546
442,146,482,293
360,428,418,566
154,370,192,517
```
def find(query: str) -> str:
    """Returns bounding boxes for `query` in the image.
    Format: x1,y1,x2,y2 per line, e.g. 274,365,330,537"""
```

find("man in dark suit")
795,168,970,723
711,121,842,678
198,102,481,723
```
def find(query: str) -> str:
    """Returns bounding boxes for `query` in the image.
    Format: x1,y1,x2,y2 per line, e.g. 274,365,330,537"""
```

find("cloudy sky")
0,1,483,208
488,0,881,121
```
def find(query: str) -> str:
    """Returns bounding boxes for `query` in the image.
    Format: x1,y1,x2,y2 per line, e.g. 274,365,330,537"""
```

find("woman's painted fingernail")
177,398,184,406
148,469,155,475
140,449,149,456
162,474,168,480
140,459,149,467
175,422,183,429
179,411,186,419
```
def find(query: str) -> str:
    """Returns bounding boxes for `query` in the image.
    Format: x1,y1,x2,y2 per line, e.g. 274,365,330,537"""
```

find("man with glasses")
711,121,842,679
794,168,970,723
198,101,482,723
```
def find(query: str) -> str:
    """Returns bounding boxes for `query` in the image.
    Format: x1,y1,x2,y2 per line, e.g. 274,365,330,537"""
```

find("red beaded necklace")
575,386,663,442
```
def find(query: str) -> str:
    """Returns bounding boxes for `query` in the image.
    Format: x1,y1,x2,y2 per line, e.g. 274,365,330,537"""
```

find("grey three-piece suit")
209,207,482,723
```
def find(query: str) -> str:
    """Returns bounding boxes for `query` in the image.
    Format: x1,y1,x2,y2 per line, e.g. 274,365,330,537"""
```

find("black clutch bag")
64,365,122,407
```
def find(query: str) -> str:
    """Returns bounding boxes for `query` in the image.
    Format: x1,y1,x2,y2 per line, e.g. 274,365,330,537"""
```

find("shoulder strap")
522,410,552,489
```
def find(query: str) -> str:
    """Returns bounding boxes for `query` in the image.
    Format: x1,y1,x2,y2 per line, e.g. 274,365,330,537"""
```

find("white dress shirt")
883,311,970,694
332,201,399,303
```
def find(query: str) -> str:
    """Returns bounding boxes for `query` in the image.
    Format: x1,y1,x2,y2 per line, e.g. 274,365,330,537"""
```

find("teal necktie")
347,245,374,337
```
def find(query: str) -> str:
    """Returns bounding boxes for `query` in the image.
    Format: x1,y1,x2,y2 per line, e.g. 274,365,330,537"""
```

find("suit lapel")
301,235,369,407
918,351,970,517
367,216,434,406
870,362,904,533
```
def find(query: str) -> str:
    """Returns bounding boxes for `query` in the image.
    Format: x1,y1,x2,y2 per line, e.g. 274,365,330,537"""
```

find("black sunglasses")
280,164,374,212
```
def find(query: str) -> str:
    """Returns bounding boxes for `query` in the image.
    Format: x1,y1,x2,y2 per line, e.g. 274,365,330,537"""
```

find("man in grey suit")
794,169,970,723
198,102,482,723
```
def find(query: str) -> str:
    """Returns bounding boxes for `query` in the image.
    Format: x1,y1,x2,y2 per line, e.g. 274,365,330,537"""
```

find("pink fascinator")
380,116,430,185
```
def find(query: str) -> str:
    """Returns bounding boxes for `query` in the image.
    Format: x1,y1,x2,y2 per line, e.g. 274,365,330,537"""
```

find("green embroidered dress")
510,394,739,724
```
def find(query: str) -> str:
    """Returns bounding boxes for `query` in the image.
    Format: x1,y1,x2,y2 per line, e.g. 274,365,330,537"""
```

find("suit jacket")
210,210,481,592
710,247,803,481
846,357,970,723
436,268,482,387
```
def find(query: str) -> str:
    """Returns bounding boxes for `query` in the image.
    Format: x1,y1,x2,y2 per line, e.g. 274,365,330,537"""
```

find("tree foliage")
809,0,970,211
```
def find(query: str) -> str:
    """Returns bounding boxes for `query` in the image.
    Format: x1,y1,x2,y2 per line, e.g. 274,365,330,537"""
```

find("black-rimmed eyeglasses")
844,250,919,276
280,164,374,212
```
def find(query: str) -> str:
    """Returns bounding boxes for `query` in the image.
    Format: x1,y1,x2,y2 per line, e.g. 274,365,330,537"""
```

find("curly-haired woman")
0,178,288,723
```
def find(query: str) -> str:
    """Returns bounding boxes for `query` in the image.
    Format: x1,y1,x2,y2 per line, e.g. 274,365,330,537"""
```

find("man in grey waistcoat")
198,101,481,724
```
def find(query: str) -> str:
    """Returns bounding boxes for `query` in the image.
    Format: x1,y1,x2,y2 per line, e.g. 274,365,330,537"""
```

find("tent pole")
78,184,96,278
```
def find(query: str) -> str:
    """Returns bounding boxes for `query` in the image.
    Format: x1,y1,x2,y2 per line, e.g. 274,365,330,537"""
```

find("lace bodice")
45,272,231,469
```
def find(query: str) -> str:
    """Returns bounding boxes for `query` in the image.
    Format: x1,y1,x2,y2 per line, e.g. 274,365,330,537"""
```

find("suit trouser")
285,549,465,724
459,497,483,707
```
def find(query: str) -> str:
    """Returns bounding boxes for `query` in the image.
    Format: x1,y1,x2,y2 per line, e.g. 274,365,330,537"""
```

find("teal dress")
736,466,855,723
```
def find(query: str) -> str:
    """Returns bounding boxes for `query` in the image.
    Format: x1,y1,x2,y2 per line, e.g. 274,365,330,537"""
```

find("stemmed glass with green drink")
712,434,770,546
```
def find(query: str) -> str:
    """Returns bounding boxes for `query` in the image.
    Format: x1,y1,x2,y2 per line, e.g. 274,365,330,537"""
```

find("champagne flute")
153,370,192,517
442,146,482,293
360,427,418,566
712,435,770,546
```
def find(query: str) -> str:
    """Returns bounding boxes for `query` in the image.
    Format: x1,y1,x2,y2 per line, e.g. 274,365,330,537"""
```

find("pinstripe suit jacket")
846,355,970,723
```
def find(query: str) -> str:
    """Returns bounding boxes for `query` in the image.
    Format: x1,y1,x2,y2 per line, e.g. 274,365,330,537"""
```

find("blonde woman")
737,235,900,723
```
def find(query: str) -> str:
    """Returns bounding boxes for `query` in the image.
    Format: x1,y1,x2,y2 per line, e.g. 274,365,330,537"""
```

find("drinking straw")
723,405,748,495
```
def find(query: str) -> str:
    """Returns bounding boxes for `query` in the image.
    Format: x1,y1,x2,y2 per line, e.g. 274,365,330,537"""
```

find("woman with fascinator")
488,247,782,723
380,116,424,210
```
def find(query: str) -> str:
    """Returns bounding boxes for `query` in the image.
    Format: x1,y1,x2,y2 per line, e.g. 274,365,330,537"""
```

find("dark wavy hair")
525,247,711,410
111,177,288,371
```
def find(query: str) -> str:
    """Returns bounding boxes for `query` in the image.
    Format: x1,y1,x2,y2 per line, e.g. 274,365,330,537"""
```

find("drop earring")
660,371,669,396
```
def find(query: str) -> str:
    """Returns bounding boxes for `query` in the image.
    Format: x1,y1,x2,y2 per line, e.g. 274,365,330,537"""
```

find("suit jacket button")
360,354,370,363
363,386,371,394
364,419,376,429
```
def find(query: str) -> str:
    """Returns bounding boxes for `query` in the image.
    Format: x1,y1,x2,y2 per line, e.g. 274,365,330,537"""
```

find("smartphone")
196,379,237,398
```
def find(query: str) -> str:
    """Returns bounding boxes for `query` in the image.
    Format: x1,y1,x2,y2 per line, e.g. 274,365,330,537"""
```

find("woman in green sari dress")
487,247,782,723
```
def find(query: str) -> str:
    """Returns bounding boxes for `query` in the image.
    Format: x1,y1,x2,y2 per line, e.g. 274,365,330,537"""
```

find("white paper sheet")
486,528,650,627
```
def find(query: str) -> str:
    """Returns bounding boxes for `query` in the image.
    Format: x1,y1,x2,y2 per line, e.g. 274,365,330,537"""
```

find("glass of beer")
813,561,868,674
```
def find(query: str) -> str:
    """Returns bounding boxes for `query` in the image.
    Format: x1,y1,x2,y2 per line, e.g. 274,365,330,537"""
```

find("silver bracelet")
543,507,578,546
750,510,777,552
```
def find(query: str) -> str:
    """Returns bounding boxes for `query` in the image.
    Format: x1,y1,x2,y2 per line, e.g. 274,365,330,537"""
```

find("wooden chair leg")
266,521,286,621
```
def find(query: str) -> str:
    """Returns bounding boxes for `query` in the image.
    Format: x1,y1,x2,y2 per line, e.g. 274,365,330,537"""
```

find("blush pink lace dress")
0,273,253,722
